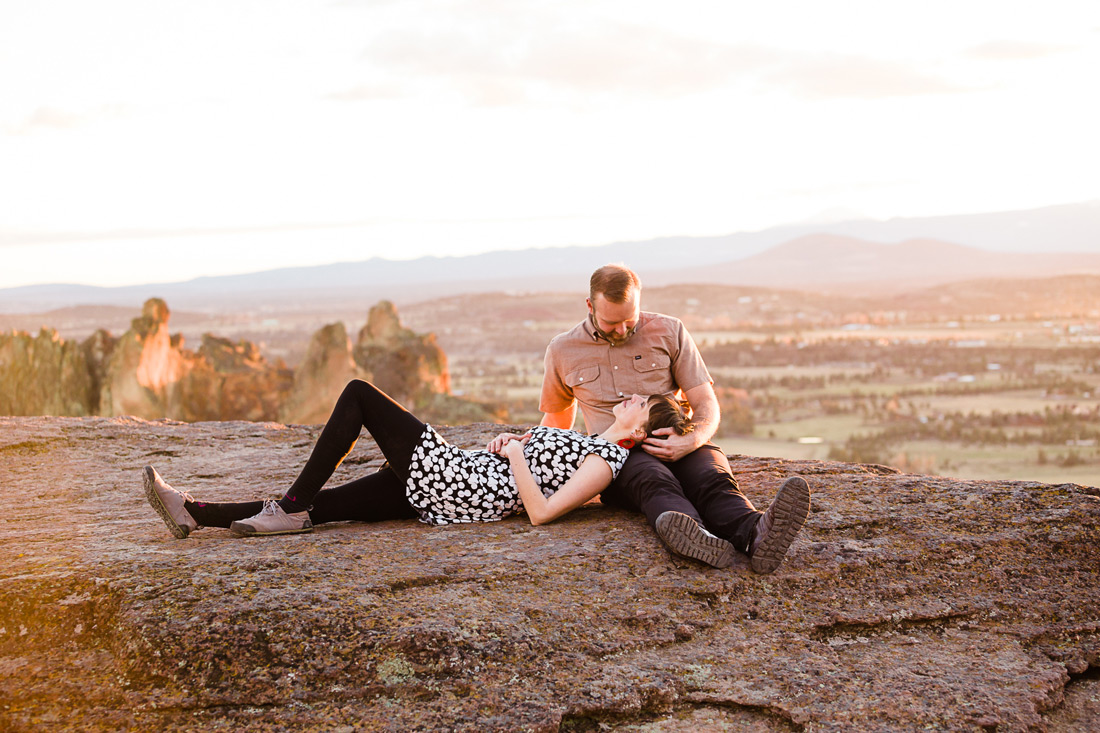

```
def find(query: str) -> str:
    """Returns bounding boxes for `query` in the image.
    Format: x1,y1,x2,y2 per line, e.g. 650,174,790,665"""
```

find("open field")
442,291,1100,487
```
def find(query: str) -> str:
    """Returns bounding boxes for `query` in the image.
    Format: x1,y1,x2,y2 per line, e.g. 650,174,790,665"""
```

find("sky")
2,0,1099,289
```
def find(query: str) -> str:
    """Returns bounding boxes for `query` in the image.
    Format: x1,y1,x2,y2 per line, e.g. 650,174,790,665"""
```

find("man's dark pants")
600,444,761,553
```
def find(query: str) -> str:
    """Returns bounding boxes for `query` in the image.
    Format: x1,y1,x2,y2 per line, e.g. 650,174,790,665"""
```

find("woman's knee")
346,378,370,393
342,378,382,404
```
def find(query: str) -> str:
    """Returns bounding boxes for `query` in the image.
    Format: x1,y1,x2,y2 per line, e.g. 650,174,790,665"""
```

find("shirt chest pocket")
566,365,601,394
631,353,673,395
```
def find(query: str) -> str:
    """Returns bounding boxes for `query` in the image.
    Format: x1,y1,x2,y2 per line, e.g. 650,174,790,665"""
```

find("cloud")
763,54,970,100
323,82,406,102
515,26,772,96
966,40,1072,61
3,103,130,136
361,18,966,104
0,222,382,248
364,22,776,100
779,180,914,198
5,106,84,135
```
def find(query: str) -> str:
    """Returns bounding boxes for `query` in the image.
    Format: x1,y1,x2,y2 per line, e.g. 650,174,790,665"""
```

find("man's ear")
585,297,593,313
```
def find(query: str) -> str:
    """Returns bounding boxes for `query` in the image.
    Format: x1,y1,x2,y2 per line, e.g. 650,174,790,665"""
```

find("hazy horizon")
3,1,1099,289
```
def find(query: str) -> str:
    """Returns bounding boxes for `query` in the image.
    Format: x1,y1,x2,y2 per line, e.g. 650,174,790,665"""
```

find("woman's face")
613,393,650,432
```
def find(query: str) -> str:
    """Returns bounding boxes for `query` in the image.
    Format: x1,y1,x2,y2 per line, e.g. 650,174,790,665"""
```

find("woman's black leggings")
184,380,424,528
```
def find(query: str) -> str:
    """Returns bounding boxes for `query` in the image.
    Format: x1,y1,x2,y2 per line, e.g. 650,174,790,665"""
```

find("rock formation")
2,415,1098,731
0,298,292,422
99,298,190,418
354,300,451,403
280,300,500,425
0,298,491,426
0,327,98,416
278,322,361,425
174,335,295,422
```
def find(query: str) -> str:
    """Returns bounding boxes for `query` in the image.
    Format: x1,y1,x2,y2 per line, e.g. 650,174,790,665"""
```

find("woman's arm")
503,440,613,526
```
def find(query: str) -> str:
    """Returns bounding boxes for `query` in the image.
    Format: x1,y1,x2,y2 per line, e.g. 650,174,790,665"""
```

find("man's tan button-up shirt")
540,311,712,434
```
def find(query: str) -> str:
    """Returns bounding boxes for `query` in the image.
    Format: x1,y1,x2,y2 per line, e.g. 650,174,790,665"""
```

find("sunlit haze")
2,0,1099,288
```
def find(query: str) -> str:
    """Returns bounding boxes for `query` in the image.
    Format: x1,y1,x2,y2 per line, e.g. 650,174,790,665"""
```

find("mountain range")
2,200,1097,312
659,234,1100,294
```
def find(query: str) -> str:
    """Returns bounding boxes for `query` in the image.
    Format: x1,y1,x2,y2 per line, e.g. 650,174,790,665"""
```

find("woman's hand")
488,432,531,455
502,436,530,459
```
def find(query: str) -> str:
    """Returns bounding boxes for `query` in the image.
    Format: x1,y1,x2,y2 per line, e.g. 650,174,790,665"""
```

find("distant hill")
659,234,1100,294
0,304,211,337
1,200,1097,313
395,274,1100,345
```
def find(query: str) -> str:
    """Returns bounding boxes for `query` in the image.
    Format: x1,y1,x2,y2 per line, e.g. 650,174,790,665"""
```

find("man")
539,264,810,574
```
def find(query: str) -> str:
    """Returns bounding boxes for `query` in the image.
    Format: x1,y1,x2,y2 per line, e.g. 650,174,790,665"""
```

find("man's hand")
642,427,702,462
642,382,721,462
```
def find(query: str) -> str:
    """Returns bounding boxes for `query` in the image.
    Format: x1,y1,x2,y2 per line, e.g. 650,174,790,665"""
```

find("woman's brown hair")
645,394,694,436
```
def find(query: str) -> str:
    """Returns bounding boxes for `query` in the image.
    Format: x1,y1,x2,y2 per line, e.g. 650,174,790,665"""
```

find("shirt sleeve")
586,436,629,479
670,318,712,393
558,430,629,482
539,337,575,414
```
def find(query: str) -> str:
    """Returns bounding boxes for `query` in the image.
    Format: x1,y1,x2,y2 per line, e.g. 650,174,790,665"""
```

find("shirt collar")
585,313,602,341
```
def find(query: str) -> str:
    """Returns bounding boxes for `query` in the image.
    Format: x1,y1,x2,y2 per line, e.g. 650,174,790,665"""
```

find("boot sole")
143,465,190,539
751,476,811,574
229,521,314,537
655,511,735,569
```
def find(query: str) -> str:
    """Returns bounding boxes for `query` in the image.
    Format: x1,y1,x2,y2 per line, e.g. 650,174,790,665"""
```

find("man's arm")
642,382,721,462
539,338,578,430
540,403,577,429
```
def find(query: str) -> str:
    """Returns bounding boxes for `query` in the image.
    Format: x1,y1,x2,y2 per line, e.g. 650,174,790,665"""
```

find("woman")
144,378,693,538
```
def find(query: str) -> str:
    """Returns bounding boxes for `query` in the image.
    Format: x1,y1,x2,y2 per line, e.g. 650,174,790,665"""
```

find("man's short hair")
590,264,641,304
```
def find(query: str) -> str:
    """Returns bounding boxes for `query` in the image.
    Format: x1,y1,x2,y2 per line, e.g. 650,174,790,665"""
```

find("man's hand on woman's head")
642,427,701,462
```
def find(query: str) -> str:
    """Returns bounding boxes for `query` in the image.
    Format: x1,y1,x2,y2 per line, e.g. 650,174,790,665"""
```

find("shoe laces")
260,499,282,516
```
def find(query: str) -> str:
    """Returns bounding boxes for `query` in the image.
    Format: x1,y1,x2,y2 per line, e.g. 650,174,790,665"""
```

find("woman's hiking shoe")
749,476,811,574
143,465,199,539
230,500,313,537
655,511,735,568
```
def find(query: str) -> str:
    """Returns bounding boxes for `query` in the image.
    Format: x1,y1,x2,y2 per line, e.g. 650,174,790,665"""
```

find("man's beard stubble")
589,313,635,346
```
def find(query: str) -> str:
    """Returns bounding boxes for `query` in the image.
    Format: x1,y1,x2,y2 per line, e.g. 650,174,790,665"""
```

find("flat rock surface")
1,416,1098,732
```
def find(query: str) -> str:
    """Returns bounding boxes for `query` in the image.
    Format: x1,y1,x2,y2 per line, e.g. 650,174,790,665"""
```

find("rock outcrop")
175,335,295,422
99,298,190,417
277,322,360,425
354,300,450,404
2,298,495,426
1,299,291,423
281,300,499,426
2,416,1098,731
0,328,99,416
99,298,294,422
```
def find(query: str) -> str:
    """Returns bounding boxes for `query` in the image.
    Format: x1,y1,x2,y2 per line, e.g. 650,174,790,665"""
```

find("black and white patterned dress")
405,425,629,525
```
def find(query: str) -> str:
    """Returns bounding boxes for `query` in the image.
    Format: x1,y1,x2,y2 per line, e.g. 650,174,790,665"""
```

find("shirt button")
618,392,624,396
651,363,656,367
579,377,584,381
614,366,618,370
